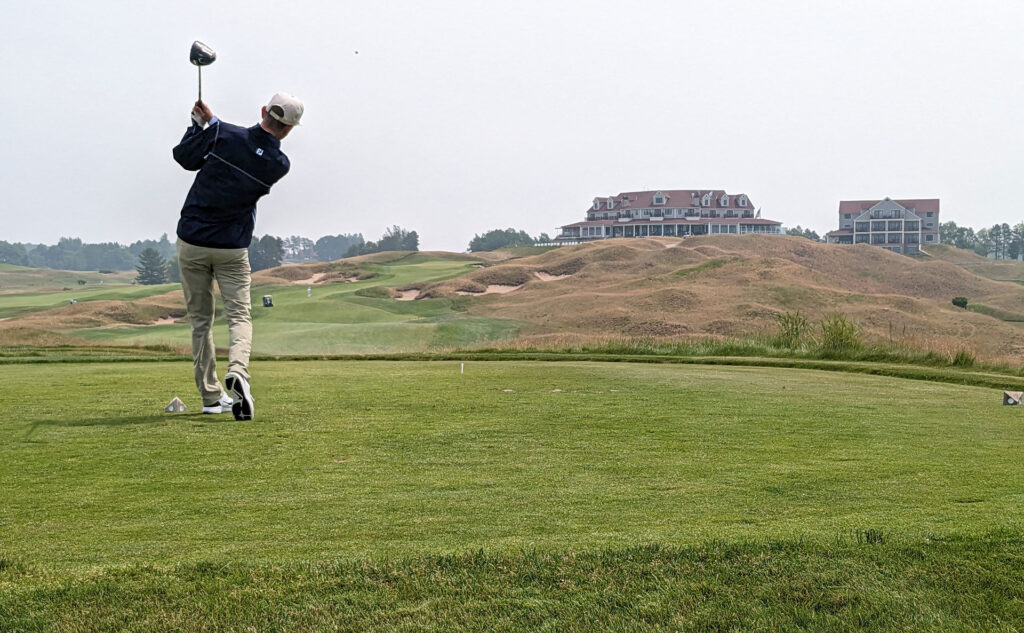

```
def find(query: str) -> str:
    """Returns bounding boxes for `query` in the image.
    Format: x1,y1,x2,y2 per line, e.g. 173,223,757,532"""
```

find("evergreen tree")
135,247,167,285
314,234,364,261
346,226,419,256
468,228,536,251
939,221,977,251
248,235,284,271
785,226,820,241
165,256,181,283
0,241,28,265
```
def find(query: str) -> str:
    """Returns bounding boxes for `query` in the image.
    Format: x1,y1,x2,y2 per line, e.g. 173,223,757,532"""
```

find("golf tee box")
165,397,187,413
1004,391,1023,406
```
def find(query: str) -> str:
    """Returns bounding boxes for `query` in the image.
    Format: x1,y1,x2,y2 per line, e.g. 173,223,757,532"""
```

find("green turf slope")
71,255,522,354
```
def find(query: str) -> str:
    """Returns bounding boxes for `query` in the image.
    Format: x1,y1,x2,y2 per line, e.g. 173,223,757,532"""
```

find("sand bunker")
396,289,420,301
534,271,570,281
294,272,327,285
457,284,522,295
151,317,177,326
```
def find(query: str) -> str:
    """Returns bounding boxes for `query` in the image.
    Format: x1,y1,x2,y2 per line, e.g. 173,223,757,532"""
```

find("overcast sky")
2,0,1022,252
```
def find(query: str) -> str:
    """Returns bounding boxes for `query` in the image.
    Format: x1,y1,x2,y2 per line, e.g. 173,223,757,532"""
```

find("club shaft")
198,66,202,101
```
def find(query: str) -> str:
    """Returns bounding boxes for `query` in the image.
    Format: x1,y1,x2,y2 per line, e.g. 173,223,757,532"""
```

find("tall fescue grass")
476,310,993,374
818,312,863,357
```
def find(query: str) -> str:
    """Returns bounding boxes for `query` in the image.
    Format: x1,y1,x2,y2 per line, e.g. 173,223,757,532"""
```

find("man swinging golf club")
172,85,303,420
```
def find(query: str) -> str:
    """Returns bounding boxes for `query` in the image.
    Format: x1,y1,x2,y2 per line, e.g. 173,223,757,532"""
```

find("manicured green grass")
0,284,178,319
72,256,522,354
0,266,134,293
3,360,1023,565
2,360,1023,629
4,537,1023,631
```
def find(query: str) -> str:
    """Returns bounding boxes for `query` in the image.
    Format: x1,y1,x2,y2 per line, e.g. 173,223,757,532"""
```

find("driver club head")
189,41,216,66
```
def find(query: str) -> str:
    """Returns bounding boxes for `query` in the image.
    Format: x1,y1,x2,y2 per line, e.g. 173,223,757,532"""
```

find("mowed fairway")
3,360,1022,568
69,255,522,354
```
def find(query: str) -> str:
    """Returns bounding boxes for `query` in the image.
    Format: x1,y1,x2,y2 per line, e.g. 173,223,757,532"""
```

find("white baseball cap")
267,92,304,126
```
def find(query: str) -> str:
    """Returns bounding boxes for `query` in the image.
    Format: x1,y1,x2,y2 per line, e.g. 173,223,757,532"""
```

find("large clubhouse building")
825,197,940,254
556,189,782,242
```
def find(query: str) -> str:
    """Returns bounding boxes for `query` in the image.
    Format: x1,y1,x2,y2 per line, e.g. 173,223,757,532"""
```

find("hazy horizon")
3,0,1022,252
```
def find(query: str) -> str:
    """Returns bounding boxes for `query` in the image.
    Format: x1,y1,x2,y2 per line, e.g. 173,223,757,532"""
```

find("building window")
720,195,729,207
606,200,614,210
855,222,870,232
843,214,852,219
871,221,886,232
738,196,747,207
926,234,934,241
926,212,934,217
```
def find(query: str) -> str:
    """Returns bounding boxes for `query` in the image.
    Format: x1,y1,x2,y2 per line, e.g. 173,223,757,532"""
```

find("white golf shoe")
224,371,254,421
201,393,233,414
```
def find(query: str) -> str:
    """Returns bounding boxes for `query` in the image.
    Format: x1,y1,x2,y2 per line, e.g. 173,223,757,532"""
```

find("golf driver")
189,40,216,101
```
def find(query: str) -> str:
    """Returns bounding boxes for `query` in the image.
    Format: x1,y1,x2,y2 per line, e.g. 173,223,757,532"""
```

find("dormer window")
606,200,614,210
593,200,601,211
720,195,729,207
702,193,712,207
738,195,747,207
653,192,666,205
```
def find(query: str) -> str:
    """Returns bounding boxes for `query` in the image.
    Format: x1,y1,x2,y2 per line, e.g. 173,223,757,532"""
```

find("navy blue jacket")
173,120,290,249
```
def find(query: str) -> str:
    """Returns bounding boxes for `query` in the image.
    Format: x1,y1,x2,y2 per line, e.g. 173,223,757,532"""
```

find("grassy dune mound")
408,236,1024,362
4,239,1024,363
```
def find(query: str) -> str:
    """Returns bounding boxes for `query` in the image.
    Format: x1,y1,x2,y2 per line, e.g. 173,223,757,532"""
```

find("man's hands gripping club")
190,101,214,127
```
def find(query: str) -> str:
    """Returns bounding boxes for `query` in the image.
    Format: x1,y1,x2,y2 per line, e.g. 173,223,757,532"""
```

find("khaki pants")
177,239,252,405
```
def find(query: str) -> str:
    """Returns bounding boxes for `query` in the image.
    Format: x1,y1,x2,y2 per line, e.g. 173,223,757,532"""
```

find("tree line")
939,221,1024,259
0,235,177,271
131,226,420,285
467,228,552,252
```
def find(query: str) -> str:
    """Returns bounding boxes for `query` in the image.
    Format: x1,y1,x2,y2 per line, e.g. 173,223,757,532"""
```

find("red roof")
838,198,940,216
590,189,754,212
563,217,781,229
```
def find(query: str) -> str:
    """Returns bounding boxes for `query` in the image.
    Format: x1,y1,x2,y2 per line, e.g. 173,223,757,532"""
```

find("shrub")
952,348,976,367
818,313,862,356
772,311,809,348
354,286,392,299
952,296,968,309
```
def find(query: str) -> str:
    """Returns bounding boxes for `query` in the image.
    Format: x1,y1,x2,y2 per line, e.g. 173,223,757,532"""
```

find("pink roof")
590,189,754,212
563,217,781,229
838,198,940,216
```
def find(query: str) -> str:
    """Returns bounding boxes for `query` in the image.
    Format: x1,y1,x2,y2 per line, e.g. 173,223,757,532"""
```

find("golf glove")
191,111,206,128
